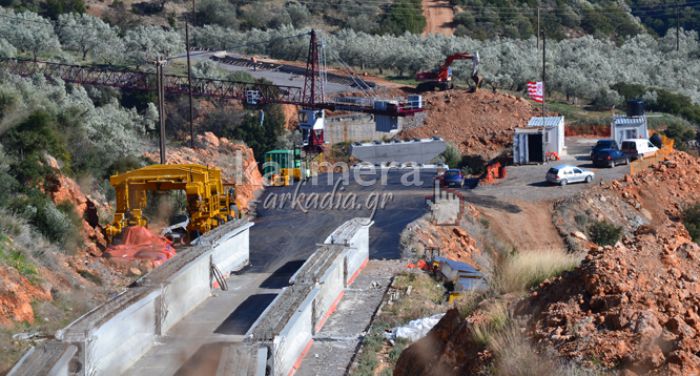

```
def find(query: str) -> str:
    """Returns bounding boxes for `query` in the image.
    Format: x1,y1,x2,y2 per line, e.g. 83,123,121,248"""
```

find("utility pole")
185,22,195,148
537,5,540,49
676,1,680,52
542,31,546,119
155,59,167,164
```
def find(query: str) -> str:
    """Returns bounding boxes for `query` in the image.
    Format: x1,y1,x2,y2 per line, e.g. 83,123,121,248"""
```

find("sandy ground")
479,201,565,252
422,0,455,36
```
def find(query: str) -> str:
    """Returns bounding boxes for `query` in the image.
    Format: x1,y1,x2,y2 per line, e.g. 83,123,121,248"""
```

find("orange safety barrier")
545,151,560,161
482,162,505,184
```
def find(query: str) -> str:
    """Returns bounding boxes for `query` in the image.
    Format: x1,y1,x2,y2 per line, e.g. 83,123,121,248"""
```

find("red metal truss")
0,58,422,116
0,58,303,104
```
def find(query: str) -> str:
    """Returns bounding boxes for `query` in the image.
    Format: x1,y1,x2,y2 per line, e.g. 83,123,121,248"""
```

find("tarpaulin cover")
105,226,176,267
384,313,446,342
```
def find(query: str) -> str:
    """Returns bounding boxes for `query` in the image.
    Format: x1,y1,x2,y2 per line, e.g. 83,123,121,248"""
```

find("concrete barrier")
8,342,76,376
253,218,373,376
350,139,446,164
312,258,345,333
273,290,317,376
10,220,253,376
327,218,370,286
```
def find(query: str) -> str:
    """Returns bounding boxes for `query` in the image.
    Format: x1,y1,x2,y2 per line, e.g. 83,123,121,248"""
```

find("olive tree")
57,13,124,62
123,25,184,66
0,10,60,60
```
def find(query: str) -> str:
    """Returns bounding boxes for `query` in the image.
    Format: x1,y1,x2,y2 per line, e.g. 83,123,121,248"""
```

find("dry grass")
381,271,447,327
471,304,603,376
489,248,582,294
489,324,604,376
471,302,510,347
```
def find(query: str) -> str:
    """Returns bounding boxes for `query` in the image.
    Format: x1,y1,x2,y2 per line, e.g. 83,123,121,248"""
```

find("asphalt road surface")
249,168,436,274
180,53,358,95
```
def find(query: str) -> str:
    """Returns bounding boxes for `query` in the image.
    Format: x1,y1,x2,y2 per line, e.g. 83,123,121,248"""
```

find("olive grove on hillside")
0,9,699,106
191,26,700,104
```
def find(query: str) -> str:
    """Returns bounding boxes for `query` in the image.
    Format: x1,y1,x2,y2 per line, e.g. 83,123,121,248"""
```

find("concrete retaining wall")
312,258,344,332
272,291,317,376
10,220,253,376
263,218,373,376
158,255,211,334
161,226,250,333
325,218,370,286
350,140,446,164
8,342,76,376
86,290,160,375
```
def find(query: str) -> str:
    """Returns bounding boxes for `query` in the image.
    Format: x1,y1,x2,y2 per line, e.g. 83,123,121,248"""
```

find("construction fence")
629,135,675,176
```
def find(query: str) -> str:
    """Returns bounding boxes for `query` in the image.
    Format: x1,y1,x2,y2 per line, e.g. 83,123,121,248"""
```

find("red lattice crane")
0,30,424,153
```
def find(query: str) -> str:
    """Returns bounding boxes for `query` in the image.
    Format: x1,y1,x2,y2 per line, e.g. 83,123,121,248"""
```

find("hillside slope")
400,90,535,160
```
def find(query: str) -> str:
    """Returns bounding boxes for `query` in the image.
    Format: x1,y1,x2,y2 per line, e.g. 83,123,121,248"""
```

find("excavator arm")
416,51,480,90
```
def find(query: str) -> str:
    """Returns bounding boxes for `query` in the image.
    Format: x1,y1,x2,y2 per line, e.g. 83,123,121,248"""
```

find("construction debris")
384,313,446,342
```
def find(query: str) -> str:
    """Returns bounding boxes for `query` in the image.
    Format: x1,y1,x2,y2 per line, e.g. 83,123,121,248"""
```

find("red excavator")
415,52,481,92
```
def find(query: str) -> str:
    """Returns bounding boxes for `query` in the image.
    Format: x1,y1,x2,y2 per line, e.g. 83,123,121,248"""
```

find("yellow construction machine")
263,149,307,187
105,164,241,242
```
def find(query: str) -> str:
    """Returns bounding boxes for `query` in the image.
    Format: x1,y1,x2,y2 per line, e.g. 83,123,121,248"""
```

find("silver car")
546,165,595,186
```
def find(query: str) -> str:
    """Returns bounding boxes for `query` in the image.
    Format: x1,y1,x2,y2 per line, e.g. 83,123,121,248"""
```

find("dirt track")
422,0,455,36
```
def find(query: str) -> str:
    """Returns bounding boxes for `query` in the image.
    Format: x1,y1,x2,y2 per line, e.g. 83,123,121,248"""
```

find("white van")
621,139,659,160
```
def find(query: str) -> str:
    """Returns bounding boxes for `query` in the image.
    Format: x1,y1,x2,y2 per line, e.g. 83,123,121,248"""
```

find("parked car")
591,148,629,168
441,169,464,188
546,165,595,186
621,139,659,160
590,139,619,159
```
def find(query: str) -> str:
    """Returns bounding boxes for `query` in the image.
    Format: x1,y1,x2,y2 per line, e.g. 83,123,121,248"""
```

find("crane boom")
0,57,422,117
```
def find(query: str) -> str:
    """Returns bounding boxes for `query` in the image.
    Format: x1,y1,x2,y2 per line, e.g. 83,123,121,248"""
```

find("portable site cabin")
434,256,485,292
513,116,565,164
611,101,648,145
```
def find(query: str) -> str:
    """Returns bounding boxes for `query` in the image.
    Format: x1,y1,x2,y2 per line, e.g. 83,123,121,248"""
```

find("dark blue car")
441,169,464,188
591,148,629,168
590,139,619,159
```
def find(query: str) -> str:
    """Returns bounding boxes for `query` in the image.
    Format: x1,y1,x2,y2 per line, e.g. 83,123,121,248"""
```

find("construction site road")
422,0,455,36
462,137,631,202
175,53,361,95
250,169,438,273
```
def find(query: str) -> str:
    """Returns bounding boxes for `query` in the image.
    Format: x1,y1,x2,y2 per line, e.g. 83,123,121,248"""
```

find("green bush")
613,83,700,126
107,155,146,178
665,122,697,150
226,105,286,163
42,0,86,19
9,193,82,251
588,220,622,246
1,248,38,281
438,144,461,169
380,0,425,35
683,204,700,243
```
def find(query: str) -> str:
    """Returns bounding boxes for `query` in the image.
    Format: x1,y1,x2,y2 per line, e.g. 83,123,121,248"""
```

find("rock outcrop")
145,132,264,213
